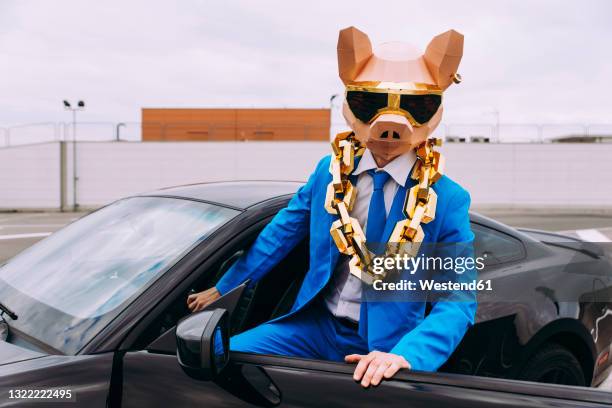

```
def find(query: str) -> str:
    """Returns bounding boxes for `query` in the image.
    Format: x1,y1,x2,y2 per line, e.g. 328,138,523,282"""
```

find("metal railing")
1,121,612,148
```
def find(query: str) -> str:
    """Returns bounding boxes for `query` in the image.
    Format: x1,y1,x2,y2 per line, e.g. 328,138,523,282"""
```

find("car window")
0,196,239,354
471,223,525,267
135,229,265,351
139,228,310,351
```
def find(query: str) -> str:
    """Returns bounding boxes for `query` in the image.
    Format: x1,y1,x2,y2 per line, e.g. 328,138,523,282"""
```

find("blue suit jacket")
217,153,477,372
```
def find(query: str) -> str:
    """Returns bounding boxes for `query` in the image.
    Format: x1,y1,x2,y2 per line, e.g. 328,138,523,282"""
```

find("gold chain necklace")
324,131,445,284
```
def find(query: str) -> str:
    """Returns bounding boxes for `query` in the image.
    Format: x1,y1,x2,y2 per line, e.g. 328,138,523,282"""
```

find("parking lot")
0,212,85,263
2,209,612,263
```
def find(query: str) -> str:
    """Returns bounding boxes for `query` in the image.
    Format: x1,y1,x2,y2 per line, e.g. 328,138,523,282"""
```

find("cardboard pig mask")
338,27,464,163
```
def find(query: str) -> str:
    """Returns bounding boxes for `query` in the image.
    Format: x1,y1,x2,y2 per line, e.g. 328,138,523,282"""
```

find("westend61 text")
373,279,493,292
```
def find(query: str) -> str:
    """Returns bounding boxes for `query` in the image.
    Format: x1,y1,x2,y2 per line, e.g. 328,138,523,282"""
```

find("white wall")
74,141,329,207
1,141,612,210
444,143,612,208
0,142,61,209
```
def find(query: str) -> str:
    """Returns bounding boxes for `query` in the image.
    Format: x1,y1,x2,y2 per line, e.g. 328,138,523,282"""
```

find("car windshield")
0,196,239,354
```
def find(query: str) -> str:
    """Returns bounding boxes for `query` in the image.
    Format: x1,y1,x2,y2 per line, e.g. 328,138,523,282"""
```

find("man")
188,26,476,388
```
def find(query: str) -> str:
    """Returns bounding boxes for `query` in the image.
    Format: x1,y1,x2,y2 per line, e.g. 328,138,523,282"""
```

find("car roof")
143,180,303,210
142,181,534,242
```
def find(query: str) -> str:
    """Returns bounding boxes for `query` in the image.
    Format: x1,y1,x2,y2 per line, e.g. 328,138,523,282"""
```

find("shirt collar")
353,149,417,187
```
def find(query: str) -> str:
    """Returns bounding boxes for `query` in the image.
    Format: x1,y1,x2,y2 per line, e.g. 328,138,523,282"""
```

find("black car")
0,181,611,407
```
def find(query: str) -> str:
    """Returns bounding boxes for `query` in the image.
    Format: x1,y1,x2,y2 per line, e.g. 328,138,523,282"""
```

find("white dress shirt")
323,148,417,322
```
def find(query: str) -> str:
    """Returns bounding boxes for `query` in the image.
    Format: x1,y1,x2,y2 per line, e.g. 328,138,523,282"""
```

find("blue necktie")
366,169,391,245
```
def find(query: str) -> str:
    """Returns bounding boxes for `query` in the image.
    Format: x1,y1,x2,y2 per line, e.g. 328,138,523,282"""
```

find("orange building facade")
141,108,330,141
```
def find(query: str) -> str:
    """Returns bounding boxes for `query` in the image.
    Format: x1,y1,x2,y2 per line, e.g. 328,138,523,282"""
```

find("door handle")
241,365,281,404
216,363,281,407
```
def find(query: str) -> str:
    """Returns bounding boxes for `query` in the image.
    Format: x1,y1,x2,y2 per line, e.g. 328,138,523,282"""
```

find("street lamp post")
492,109,500,142
329,94,339,141
483,108,500,142
63,100,85,211
116,122,126,141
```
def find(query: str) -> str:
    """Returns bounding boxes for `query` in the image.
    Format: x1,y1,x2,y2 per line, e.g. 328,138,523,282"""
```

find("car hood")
0,340,45,366
518,227,606,258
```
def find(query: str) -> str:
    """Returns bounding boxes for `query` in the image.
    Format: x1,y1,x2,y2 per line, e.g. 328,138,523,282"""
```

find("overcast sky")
0,0,611,130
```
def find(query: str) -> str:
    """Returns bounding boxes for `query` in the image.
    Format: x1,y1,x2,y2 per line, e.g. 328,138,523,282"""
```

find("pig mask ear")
423,29,464,90
337,26,373,85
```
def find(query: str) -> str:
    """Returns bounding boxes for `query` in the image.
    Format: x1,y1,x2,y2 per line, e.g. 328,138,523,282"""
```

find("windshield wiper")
0,301,18,320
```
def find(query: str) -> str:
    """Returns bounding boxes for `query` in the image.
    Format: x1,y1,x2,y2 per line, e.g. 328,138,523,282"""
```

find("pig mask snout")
369,114,414,141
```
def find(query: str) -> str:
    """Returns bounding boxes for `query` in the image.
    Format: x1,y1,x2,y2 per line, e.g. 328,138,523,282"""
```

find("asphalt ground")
3,210,612,263
0,212,86,263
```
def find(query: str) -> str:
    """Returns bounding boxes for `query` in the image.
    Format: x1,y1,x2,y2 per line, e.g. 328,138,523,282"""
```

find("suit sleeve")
390,188,477,372
215,156,328,295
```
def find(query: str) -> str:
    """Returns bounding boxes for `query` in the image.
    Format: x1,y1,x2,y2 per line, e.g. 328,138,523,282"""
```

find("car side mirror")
176,308,229,380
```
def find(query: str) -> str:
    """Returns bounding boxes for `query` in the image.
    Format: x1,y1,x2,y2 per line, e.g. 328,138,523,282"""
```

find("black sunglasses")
346,90,442,126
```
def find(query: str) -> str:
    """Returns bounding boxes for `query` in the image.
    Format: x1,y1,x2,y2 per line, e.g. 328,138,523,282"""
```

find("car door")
231,353,612,408
119,350,257,407
117,342,612,408
116,283,612,408
118,284,261,408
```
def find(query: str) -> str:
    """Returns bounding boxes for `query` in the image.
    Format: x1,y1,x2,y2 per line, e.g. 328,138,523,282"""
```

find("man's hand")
345,351,410,388
187,287,221,312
